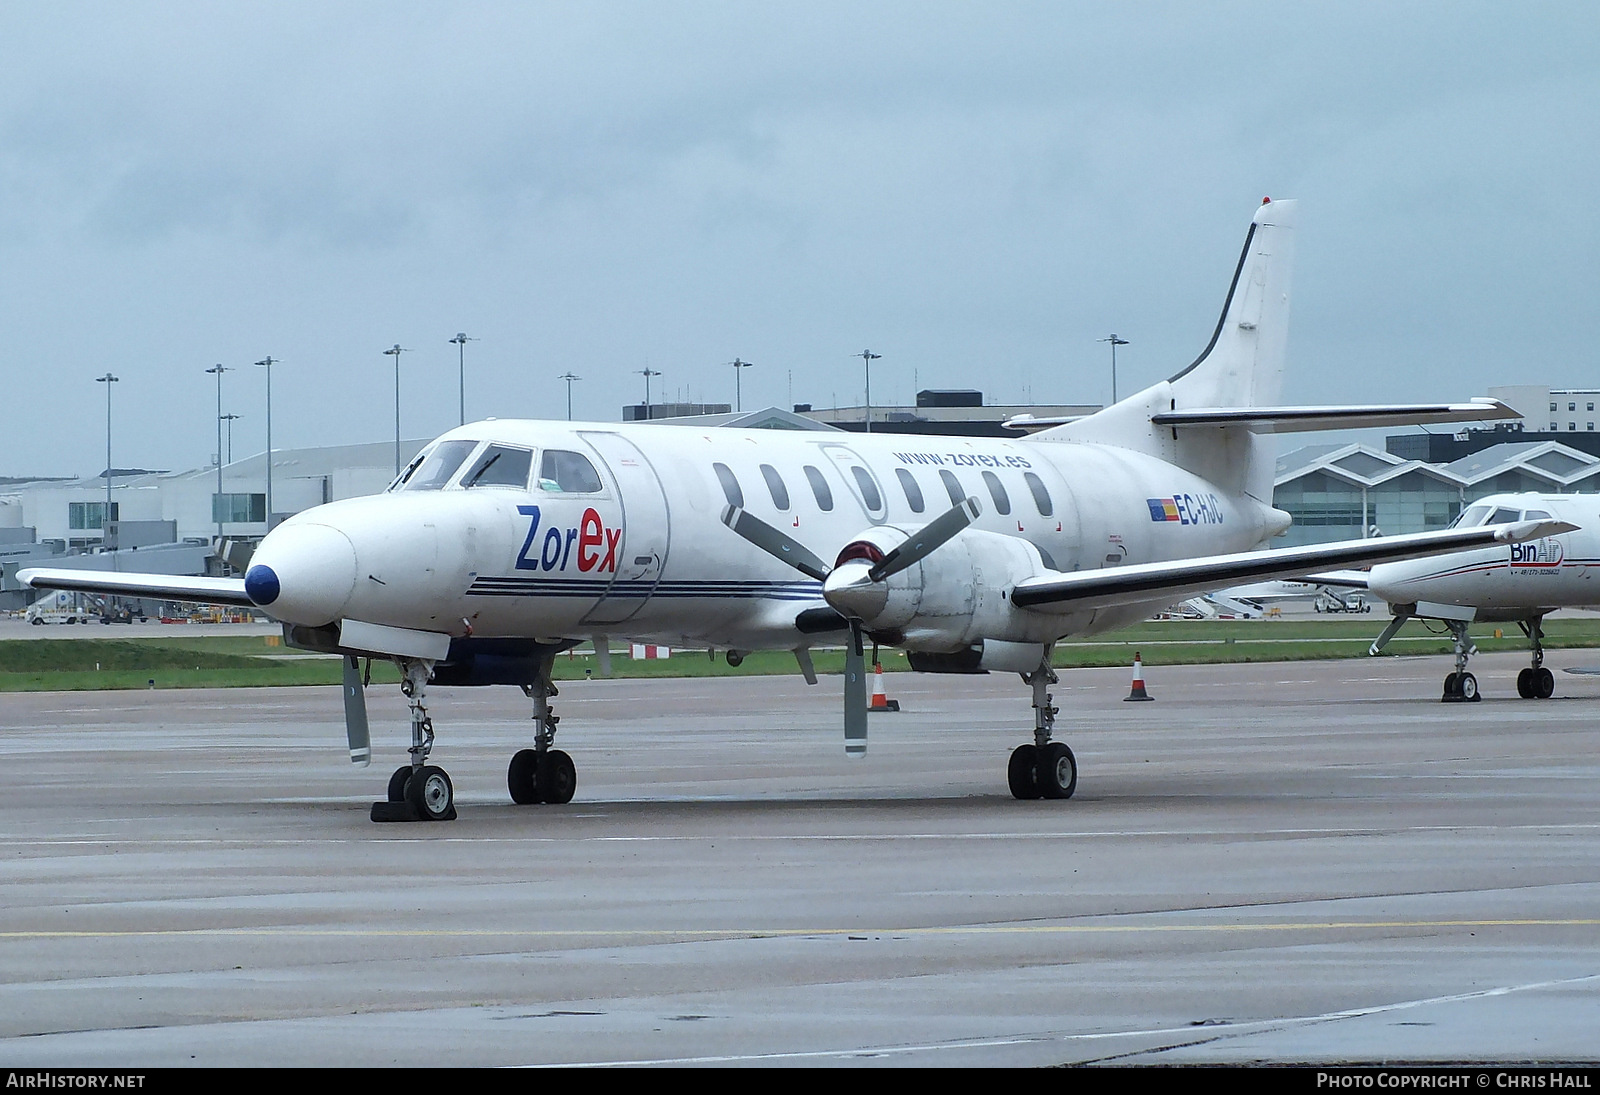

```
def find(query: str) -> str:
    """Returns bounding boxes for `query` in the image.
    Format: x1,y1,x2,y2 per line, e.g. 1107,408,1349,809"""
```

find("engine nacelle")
833,525,1085,653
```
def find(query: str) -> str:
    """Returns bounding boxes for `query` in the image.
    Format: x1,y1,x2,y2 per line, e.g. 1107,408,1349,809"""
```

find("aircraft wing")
17,568,253,608
1011,520,1574,615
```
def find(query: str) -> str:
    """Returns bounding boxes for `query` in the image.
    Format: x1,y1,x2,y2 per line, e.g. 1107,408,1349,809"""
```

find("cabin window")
1523,509,1552,520
712,462,744,508
760,464,790,511
538,449,604,493
981,470,1011,515
850,466,883,512
895,468,925,513
804,465,833,511
461,444,533,489
1023,471,1053,516
938,469,964,507
400,439,478,491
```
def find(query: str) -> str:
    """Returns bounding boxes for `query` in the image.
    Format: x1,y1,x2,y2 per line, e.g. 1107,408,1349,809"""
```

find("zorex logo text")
515,505,621,572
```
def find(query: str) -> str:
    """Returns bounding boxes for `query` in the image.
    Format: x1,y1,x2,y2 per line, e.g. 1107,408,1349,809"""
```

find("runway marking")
524,971,1600,1066
10,823,1600,847
5,919,1598,941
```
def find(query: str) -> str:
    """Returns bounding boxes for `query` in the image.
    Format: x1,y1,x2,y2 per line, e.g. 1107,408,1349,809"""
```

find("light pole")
559,372,581,421
221,414,240,465
1100,334,1129,405
637,367,661,419
383,344,409,474
206,364,228,539
730,358,754,413
449,332,476,426
254,357,276,529
855,349,880,433
95,373,118,551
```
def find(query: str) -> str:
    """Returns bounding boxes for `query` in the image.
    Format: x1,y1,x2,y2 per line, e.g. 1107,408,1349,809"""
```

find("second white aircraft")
1319,492,1599,701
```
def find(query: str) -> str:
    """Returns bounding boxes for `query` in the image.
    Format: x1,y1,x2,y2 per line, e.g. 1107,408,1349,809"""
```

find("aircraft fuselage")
250,419,1288,654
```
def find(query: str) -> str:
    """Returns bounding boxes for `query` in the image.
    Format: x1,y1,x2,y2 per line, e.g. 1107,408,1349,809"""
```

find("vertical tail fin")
1042,198,1297,504
1167,197,1295,410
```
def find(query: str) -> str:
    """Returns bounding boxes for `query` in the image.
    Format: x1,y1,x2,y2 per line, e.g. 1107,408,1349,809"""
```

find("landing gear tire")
1038,742,1077,800
386,765,412,803
1443,672,1459,701
1459,673,1479,702
538,750,577,805
508,749,540,805
1517,668,1533,699
1536,667,1555,699
1007,744,1041,801
406,765,455,821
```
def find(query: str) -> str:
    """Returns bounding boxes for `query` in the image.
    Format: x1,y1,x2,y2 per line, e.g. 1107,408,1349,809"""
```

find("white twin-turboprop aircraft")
1314,491,1600,702
22,199,1574,821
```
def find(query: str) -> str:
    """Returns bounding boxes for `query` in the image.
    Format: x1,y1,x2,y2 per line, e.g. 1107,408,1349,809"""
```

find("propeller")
342,654,371,766
720,496,981,757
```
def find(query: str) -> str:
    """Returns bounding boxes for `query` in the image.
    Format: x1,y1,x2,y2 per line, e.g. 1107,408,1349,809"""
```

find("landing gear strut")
372,657,457,822
1516,616,1555,699
509,653,577,805
1008,660,1076,800
1442,621,1480,703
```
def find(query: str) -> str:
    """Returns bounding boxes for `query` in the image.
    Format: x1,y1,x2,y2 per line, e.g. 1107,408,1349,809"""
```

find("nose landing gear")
371,657,457,822
1441,621,1481,703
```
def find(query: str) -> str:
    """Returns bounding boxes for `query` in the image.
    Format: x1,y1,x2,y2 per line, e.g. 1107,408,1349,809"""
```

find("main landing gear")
1007,661,1077,800
1516,616,1556,700
372,657,458,822
508,653,577,806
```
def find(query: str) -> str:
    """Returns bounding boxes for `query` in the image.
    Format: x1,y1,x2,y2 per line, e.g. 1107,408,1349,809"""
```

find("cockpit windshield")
461,444,533,489
397,440,479,491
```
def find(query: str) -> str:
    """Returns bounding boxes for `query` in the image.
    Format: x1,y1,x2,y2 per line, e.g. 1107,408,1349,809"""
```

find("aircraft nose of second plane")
245,522,359,627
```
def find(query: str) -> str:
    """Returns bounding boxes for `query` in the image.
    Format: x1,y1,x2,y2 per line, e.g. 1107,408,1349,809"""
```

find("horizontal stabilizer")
1302,569,1371,590
1012,519,1576,615
1149,400,1516,434
18,568,252,607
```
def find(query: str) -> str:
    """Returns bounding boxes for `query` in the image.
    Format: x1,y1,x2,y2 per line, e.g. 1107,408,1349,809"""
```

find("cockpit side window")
1523,509,1552,520
398,440,479,491
461,444,533,489
1450,504,1493,528
1489,507,1521,525
538,449,604,493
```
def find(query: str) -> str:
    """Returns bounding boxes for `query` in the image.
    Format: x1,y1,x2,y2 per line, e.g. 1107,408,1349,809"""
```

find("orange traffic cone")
1124,651,1154,702
869,662,900,712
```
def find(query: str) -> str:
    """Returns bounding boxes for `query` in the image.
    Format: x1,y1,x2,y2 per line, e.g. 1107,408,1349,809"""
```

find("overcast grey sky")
2,1,1596,478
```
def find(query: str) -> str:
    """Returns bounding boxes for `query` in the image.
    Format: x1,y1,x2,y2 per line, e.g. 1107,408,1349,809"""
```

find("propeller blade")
844,621,867,758
867,496,981,582
721,504,832,582
342,654,371,766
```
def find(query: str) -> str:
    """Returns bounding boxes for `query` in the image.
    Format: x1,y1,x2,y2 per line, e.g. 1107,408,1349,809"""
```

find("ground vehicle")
26,590,91,625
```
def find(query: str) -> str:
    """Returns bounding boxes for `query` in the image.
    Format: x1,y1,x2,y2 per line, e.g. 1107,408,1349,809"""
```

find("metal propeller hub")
823,560,889,624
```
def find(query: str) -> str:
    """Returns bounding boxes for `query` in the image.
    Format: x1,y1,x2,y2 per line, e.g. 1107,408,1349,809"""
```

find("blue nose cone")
244,564,281,606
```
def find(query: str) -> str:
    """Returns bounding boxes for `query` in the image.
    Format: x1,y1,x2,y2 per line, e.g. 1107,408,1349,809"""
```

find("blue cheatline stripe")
466,576,822,601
